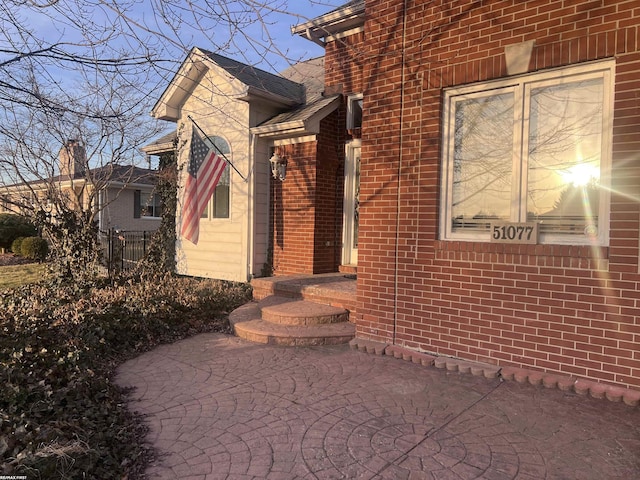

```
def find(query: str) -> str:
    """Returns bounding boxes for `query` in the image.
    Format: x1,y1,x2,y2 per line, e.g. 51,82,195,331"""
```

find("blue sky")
12,1,342,74
0,1,345,172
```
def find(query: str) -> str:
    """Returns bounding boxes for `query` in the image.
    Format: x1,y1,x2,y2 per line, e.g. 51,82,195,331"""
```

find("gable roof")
251,56,337,140
151,48,305,121
200,49,305,104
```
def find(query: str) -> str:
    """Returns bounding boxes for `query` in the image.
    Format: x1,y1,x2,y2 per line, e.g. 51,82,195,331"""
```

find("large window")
200,135,231,219
440,60,614,245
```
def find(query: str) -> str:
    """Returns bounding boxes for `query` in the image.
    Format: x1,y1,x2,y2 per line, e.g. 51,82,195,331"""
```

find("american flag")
180,126,227,244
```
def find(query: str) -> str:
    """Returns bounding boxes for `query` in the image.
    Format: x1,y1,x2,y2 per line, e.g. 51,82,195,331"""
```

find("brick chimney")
59,139,86,178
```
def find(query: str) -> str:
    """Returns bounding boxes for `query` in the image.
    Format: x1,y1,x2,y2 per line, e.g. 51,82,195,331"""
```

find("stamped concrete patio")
115,333,640,479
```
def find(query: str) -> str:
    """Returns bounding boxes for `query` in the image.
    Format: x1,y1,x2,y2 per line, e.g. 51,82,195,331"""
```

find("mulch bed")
0,254,34,267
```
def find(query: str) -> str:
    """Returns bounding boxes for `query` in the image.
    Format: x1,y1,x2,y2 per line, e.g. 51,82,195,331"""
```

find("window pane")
527,78,603,237
452,92,515,232
213,165,230,218
350,98,363,129
141,192,161,218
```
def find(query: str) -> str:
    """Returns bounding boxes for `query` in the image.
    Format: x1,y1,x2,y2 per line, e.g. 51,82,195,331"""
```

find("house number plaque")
490,222,538,244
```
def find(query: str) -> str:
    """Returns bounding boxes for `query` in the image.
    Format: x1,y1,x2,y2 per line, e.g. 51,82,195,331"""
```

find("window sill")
435,239,608,260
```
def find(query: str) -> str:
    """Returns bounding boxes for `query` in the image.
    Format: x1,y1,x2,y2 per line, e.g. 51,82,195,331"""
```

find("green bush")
0,213,37,251
20,236,49,261
10,236,24,255
0,272,252,478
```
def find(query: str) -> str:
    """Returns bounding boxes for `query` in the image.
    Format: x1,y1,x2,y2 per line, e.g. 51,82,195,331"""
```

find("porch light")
269,152,287,181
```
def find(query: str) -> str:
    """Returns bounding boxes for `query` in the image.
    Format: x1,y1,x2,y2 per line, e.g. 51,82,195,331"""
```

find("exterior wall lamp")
269,153,287,181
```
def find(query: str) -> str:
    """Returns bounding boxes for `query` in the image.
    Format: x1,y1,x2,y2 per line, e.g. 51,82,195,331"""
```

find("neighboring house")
152,0,640,392
0,139,161,232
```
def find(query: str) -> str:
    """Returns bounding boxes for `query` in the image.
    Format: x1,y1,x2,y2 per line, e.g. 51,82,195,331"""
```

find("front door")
343,142,360,266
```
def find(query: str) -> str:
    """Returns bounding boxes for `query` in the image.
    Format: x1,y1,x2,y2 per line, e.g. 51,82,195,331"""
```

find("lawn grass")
0,263,46,289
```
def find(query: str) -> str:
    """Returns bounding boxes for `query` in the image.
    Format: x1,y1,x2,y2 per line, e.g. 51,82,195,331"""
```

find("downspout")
393,0,410,345
247,133,256,280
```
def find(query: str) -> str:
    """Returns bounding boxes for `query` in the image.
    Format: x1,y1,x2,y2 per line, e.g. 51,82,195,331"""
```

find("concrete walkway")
115,333,640,480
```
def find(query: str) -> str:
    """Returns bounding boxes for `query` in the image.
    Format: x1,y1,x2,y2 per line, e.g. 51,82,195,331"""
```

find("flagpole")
187,115,247,182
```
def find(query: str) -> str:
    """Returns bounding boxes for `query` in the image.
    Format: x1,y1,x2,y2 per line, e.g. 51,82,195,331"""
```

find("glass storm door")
343,143,360,266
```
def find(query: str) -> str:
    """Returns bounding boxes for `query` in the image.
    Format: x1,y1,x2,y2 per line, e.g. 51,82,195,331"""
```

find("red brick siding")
269,110,346,275
314,110,346,273
357,0,640,389
270,142,317,275
325,31,366,95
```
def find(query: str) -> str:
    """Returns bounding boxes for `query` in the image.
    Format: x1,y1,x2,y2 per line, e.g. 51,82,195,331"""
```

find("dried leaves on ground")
0,273,252,479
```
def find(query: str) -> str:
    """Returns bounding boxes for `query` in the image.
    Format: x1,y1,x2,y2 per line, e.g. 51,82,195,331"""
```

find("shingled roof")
199,49,305,105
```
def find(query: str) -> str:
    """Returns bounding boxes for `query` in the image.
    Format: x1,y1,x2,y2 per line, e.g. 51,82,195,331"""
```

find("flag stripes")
180,126,227,244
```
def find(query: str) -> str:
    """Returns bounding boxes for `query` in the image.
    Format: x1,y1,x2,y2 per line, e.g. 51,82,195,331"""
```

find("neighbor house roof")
5,164,156,190
141,131,177,156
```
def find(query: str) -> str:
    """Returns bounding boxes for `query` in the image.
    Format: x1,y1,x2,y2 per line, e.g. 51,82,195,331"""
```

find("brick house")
155,0,639,391
293,0,639,391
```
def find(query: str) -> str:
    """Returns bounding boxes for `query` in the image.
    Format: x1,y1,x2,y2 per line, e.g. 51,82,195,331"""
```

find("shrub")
0,214,36,251
0,272,252,479
20,236,49,261
10,237,24,255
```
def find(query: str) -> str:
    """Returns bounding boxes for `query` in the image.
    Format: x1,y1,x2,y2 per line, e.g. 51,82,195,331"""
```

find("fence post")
107,228,113,276
121,232,124,272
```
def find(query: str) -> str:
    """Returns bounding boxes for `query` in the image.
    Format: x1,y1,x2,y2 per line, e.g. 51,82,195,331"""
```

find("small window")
440,60,614,245
201,135,231,220
347,94,363,130
135,191,162,218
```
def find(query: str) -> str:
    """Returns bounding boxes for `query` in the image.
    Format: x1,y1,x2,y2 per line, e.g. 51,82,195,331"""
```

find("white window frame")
347,93,363,130
200,134,232,221
440,59,614,246
139,191,162,219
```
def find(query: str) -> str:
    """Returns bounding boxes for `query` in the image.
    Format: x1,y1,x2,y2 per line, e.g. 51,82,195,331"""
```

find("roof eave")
238,86,301,108
251,95,340,139
150,48,209,122
291,2,365,44
140,142,175,156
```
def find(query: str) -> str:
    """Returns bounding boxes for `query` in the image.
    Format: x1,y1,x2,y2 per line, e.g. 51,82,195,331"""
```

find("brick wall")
270,111,347,275
268,29,367,276
357,0,640,389
314,111,346,273
325,31,366,95
270,141,317,275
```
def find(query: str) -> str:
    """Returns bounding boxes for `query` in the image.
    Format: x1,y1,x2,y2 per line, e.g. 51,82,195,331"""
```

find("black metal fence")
98,229,154,273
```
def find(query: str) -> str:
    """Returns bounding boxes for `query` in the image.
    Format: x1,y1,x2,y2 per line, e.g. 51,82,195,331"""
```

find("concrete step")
259,296,348,326
229,299,355,346
234,318,355,346
251,274,357,315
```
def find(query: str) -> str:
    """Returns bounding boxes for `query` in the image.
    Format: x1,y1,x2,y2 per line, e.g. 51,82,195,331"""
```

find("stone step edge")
229,302,355,346
234,319,355,346
349,339,640,408
260,296,349,326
